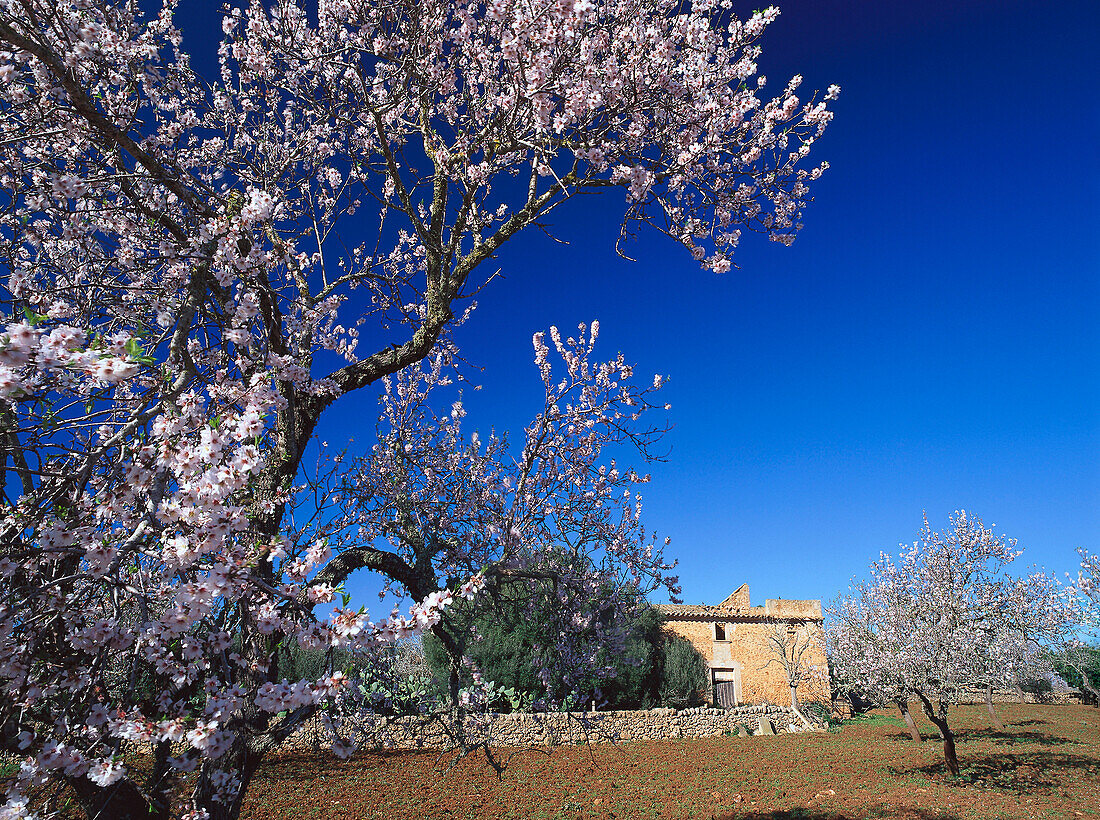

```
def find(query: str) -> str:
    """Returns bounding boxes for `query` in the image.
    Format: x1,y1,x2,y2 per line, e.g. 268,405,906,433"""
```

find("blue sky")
176,0,1098,609
351,0,1098,608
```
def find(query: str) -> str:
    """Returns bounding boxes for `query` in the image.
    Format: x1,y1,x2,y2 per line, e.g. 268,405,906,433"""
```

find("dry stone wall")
958,689,1082,705
281,704,822,754
831,689,1083,719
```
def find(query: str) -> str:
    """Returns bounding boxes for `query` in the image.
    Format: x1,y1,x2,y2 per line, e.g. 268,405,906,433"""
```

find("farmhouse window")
714,623,727,641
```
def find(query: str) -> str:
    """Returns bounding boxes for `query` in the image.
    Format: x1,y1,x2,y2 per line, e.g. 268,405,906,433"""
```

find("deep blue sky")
177,0,1099,609
382,0,1099,607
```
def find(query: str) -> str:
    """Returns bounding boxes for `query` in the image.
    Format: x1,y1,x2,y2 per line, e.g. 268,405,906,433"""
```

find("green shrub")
658,636,708,708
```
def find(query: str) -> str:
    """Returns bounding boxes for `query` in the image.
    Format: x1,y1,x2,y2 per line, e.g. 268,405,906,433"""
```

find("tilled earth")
241,704,1100,820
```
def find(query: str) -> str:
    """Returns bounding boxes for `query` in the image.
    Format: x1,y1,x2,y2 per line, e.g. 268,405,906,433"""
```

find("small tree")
1058,551,1100,706
1051,642,1100,706
967,569,1075,730
830,512,1074,775
829,579,926,742
761,621,822,711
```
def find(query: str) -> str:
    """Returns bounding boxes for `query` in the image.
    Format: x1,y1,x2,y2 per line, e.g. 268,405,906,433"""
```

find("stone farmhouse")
656,584,829,708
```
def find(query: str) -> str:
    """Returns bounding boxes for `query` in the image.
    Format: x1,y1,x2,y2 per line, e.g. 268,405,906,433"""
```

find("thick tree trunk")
984,683,1005,731
1078,676,1100,707
895,698,923,743
790,684,799,710
69,776,169,820
450,661,461,708
197,737,267,820
939,721,960,776
917,693,960,776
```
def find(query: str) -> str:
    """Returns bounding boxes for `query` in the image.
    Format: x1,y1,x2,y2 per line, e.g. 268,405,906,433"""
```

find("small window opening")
715,623,726,641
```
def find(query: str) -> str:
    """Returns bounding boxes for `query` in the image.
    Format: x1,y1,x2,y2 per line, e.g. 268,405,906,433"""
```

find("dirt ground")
240,703,1100,820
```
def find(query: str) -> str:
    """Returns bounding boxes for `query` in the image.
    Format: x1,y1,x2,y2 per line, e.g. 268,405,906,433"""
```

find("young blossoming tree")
0,0,838,818
760,622,823,712
968,570,1075,730
1059,548,1100,706
307,322,679,711
1075,547,1100,634
829,512,1074,776
829,571,927,742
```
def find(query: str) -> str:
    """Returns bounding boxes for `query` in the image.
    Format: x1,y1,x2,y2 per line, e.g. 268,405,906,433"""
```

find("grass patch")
843,712,906,729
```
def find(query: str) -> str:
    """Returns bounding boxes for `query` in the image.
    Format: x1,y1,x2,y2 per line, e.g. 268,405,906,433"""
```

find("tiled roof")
656,601,823,620
655,603,756,618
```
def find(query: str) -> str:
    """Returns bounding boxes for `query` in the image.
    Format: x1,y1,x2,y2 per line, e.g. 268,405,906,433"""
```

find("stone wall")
956,689,1083,705
832,689,1085,718
281,704,823,754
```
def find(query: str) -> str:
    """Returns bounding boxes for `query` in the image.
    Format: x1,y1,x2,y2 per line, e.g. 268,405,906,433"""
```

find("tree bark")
895,698,923,743
790,684,799,710
917,692,960,776
196,734,267,820
1076,673,1100,707
984,682,1005,731
69,775,169,820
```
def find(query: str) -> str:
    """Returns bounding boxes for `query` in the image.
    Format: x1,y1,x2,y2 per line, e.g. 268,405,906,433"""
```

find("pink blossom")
87,760,125,787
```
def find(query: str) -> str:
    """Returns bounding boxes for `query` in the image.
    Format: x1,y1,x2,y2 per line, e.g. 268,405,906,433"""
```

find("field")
241,704,1100,820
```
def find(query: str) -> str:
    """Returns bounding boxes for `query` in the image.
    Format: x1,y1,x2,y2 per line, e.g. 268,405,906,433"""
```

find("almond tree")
0,1,838,818
829,579,926,743
761,621,823,712
1055,640,1100,706
969,570,1075,729
830,512,1074,776
305,322,679,710
1059,548,1100,705
1075,547,1100,631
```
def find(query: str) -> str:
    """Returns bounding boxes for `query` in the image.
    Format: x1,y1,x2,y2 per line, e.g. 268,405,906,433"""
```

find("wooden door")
715,681,738,709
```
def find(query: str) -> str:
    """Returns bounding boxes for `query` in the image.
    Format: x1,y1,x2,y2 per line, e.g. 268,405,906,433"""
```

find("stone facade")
280,703,823,754
658,584,830,707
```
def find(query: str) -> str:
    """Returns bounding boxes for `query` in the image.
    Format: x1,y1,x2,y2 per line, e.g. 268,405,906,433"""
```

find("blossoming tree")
304,322,679,711
760,621,825,712
1058,548,1100,705
829,512,1074,775
1075,548,1100,630
0,0,838,818
829,565,928,742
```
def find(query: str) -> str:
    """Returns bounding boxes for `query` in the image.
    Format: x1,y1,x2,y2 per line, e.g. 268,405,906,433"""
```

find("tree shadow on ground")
1013,718,1050,726
917,751,1100,794
881,730,942,743
954,728,1074,746
715,809,961,820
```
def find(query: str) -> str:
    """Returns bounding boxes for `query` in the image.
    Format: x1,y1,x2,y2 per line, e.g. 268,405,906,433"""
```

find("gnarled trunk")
196,736,267,820
895,698,923,743
1078,675,1100,707
984,682,1005,731
917,692,959,776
